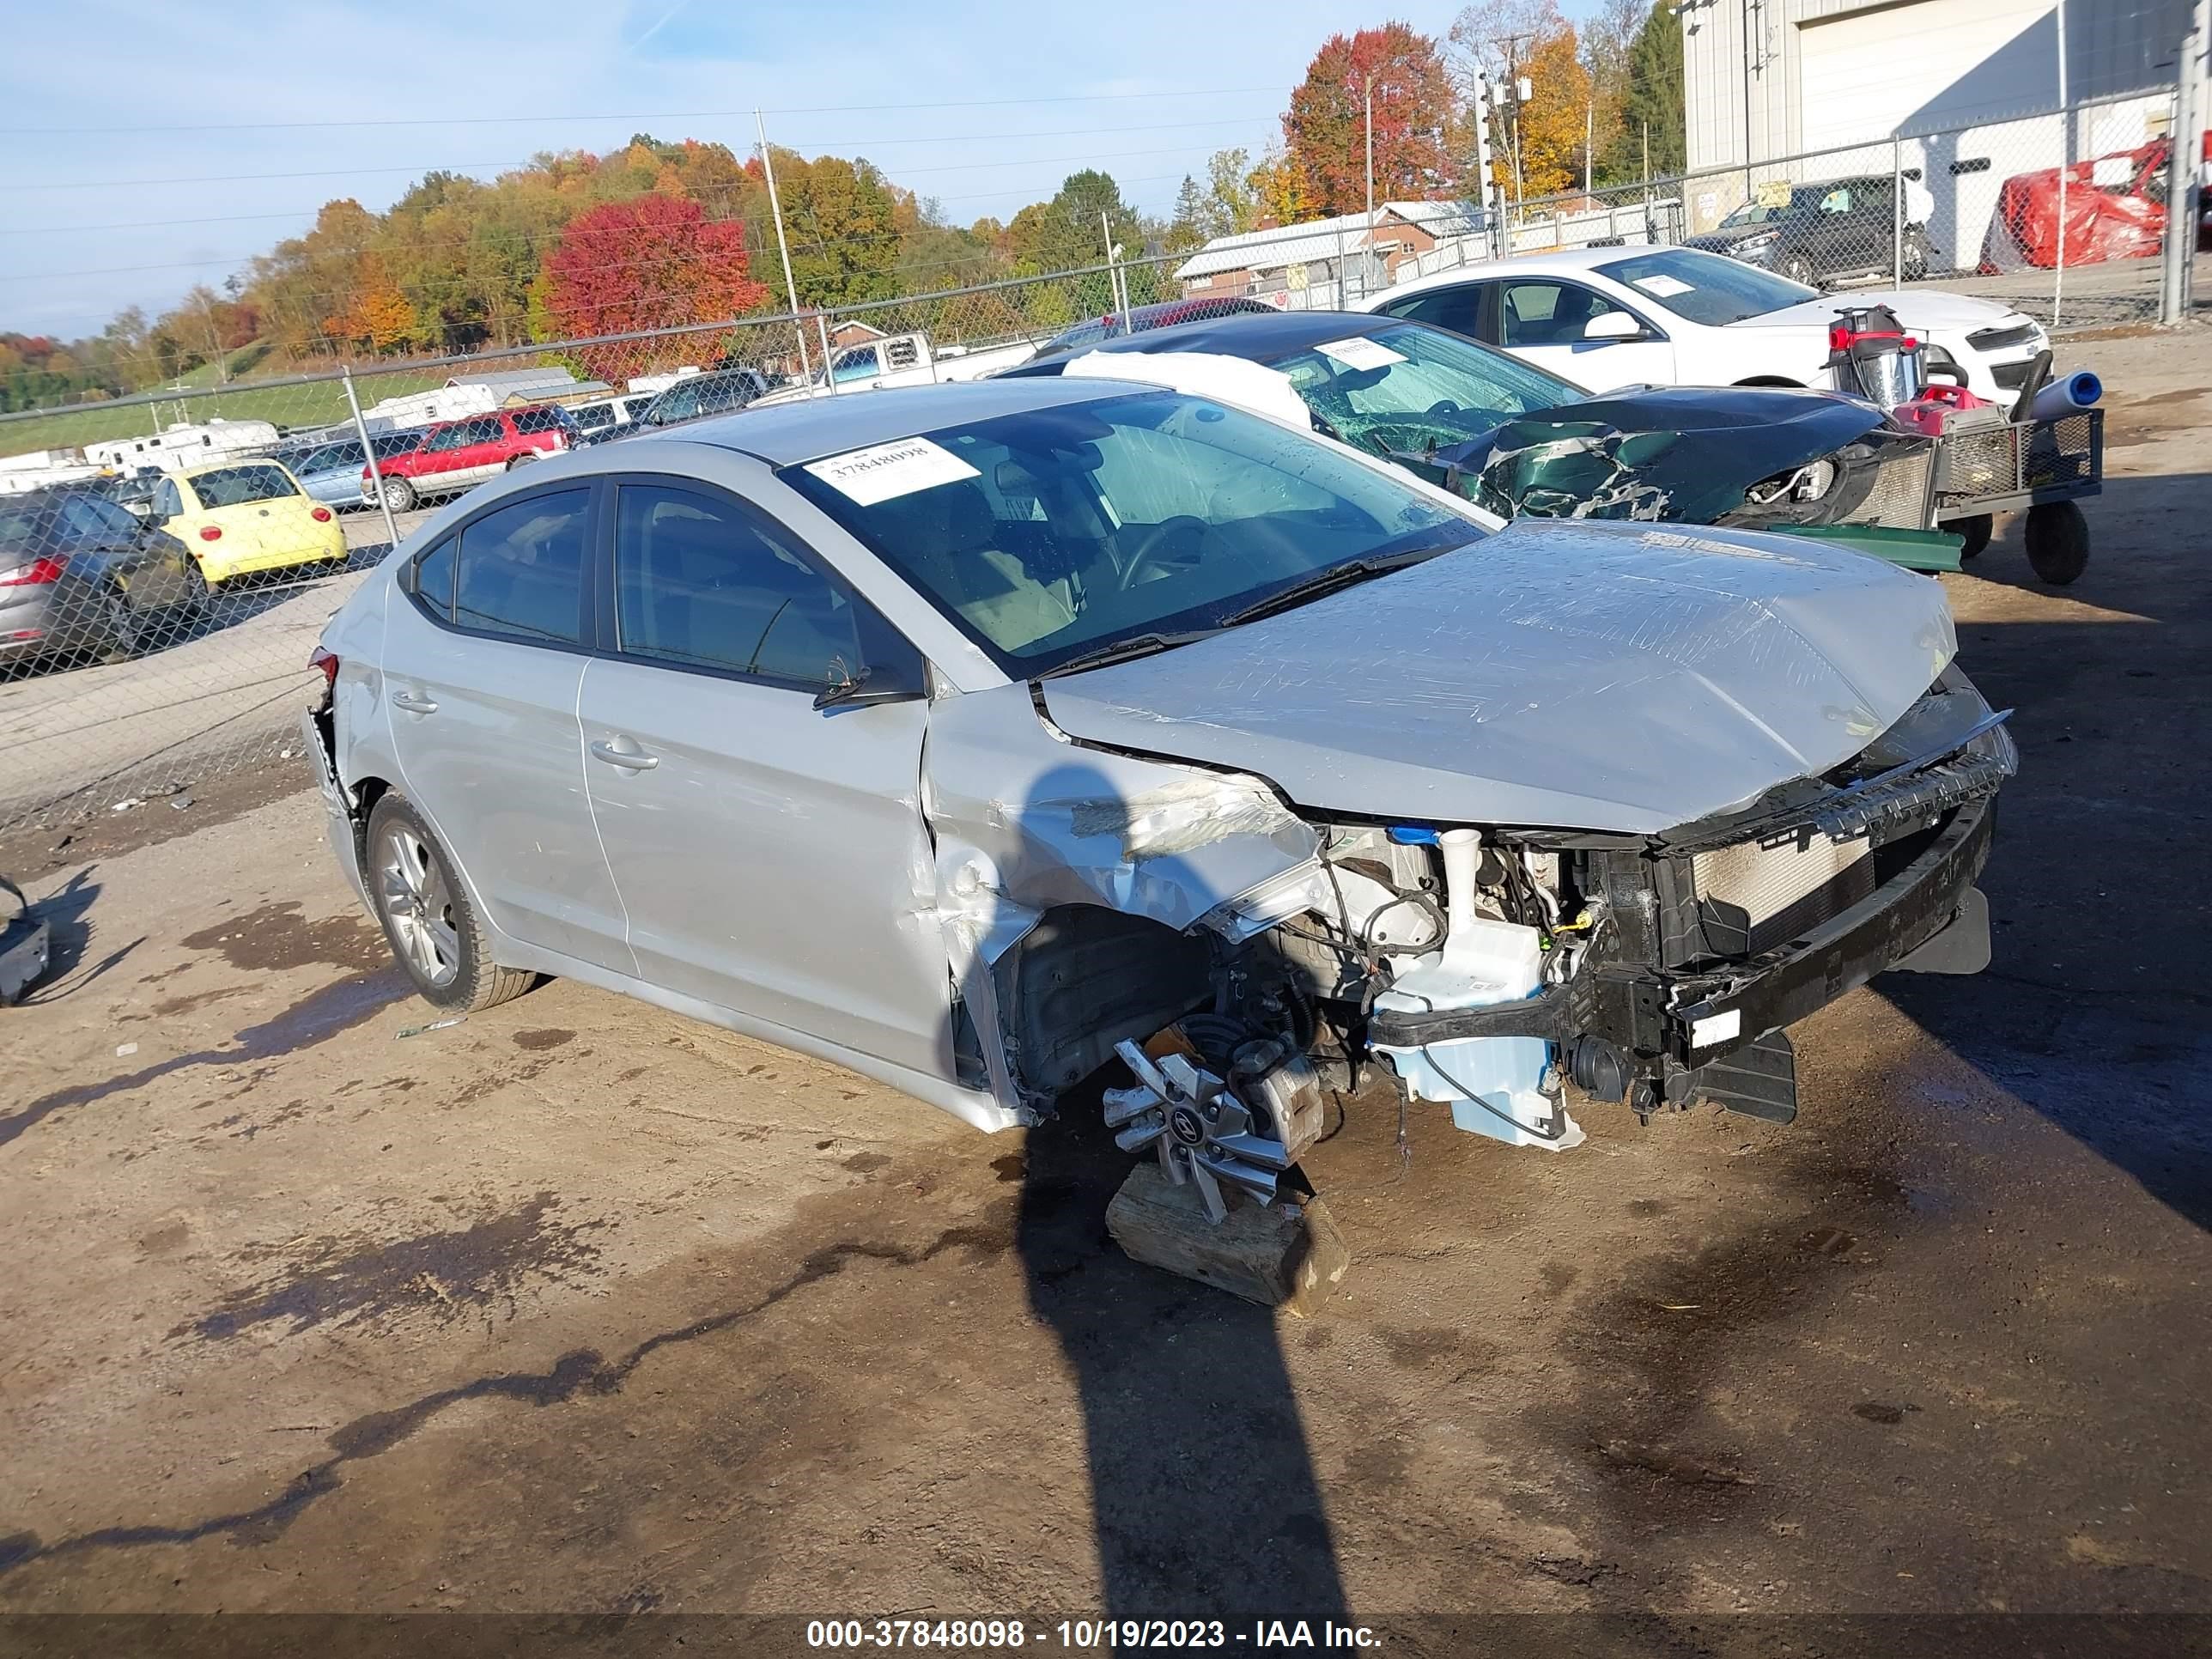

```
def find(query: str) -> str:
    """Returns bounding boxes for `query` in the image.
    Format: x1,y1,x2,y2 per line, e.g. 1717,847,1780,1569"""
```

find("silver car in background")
304,379,2008,1218
293,430,425,508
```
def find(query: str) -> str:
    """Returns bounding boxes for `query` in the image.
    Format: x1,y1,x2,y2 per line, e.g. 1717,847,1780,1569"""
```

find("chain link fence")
3,87,2201,837
1418,88,2201,334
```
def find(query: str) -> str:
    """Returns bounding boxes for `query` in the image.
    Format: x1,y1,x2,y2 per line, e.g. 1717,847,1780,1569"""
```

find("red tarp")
1979,131,2208,273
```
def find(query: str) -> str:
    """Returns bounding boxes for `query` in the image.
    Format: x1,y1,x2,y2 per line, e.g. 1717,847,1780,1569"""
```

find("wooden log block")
1105,1159,1349,1315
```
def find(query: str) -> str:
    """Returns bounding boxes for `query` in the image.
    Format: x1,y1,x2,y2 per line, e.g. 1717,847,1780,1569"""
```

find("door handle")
588,738,659,771
390,690,438,714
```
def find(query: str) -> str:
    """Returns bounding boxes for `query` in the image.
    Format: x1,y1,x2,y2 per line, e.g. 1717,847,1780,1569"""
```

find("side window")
1498,282,1624,347
155,478,184,520
411,536,456,620
1382,284,1486,341
453,488,590,645
514,407,564,434
831,346,881,384
422,425,460,453
463,417,506,446
613,483,864,686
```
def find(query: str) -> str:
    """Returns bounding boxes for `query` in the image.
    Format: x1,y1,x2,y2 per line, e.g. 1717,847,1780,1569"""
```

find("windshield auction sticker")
1631,274,1694,298
805,436,981,506
1312,336,1408,371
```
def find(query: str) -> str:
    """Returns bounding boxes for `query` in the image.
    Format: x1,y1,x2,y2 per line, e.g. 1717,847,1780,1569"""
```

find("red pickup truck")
362,404,580,512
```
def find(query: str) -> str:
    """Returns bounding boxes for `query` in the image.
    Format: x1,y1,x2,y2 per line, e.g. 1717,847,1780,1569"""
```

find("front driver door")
577,477,949,1076
1495,278,1675,388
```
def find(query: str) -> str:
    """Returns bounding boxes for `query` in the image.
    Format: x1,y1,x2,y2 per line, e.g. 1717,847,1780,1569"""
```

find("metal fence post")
2161,5,2204,324
342,367,401,555
1893,136,1905,288
2054,0,2069,329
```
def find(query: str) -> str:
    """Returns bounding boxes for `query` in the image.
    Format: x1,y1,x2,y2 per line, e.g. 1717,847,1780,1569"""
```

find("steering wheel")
1118,515,1208,590
1426,398,1462,417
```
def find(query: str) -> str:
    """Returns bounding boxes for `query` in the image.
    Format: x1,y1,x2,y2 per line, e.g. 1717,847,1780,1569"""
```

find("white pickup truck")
751,331,1040,405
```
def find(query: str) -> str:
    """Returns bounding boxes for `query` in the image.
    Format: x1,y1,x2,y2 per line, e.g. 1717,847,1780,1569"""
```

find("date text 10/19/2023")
806,1620,1383,1649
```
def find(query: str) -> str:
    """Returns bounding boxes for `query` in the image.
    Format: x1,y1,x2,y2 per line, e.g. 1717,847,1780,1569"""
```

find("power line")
0,86,1290,138
0,140,1258,195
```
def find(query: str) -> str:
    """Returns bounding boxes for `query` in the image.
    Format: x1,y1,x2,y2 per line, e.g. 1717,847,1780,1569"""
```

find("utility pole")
1473,70,1500,257
2160,0,2206,323
754,109,812,385
2054,0,2069,328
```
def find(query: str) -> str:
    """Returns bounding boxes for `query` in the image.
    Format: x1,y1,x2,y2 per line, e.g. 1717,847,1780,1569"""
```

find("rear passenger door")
380,483,635,974
576,477,948,1075
453,416,511,485
1376,281,1491,343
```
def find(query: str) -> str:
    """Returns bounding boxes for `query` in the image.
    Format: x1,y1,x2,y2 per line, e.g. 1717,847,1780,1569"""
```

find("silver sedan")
304,378,2008,1215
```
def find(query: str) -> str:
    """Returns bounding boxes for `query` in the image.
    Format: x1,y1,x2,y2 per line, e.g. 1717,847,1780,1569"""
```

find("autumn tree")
767,151,903,307
538,193,769,378
1283,23,1456,216
1246,146,1310,228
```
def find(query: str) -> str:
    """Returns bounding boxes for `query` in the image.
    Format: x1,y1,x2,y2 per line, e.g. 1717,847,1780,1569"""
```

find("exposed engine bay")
962,666,2013,1224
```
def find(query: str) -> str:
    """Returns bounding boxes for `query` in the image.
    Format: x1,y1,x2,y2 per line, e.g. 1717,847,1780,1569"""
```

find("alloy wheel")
376,823,462,988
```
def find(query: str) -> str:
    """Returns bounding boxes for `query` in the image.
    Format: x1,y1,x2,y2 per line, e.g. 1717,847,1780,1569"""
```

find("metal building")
1675,0,2203,262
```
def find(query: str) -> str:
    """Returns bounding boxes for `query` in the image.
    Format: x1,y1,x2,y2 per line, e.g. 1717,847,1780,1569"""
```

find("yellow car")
152,459,349,586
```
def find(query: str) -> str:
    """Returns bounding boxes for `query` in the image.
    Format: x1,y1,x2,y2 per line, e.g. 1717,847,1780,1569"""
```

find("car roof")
1064,308,1394,364
1376,243,1730,302
179,456,291,478
675,375,1141,466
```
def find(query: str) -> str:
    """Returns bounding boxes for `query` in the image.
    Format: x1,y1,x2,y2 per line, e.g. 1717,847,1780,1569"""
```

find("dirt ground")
3,332,2209,1654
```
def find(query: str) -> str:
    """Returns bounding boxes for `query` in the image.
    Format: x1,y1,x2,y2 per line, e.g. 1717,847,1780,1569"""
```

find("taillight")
199,525,222,541
310,647,339,710
310,507,333,522
0,555,67,587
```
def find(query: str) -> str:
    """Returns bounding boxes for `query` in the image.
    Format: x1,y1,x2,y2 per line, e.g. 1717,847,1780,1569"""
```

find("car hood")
1038,518,1954,835
1735,289,2028,334
1437,386,1890,526
1682,224,1771,251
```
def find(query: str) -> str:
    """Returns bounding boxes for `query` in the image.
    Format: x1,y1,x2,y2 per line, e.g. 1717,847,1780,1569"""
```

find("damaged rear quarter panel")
920,681,1324,1109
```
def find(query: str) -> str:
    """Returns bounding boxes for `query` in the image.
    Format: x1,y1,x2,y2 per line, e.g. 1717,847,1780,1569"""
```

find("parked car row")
3,453,351,672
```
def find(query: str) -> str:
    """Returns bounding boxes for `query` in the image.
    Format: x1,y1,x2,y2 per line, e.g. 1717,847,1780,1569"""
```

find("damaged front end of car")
918,519,2012,1224
921,665,2011,1225
1406,386,1943,557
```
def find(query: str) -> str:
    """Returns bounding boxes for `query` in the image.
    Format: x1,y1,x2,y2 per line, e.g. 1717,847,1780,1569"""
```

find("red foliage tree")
1284,24,1457,216
538,194,770,378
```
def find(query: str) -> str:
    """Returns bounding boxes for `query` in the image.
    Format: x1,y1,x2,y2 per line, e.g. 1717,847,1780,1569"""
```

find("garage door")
1799,0,2056,152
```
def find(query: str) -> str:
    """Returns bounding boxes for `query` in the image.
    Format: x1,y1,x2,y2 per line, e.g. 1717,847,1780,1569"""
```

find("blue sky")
0,0,1608,340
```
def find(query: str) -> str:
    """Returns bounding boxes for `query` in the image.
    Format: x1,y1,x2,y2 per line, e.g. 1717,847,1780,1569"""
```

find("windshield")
1267,322,1581,458
190,464,299,507
1594,246,1817,325
1718,202,1781,229
783,390,1482,678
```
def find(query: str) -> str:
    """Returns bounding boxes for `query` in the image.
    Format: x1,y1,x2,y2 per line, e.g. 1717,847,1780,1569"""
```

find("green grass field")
0,349,456,459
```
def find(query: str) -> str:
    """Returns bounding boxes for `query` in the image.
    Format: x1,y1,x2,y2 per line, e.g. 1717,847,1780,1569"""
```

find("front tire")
366,793,537,1013
1782,254,1817,287
1953,514,1993,560
505,453,536,471
378,476,417,514
2024,501,2089,585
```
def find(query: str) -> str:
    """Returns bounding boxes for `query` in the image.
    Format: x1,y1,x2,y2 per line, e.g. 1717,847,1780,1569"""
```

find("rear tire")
97,586,142,663
505,453,536,471
2024,501,2089,586
365,793,538,1013
1953,514,1993,560
379,476,417,514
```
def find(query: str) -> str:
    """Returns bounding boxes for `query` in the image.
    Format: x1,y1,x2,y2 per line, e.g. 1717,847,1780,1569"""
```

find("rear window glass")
453,489,590,645
190,465,298,507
